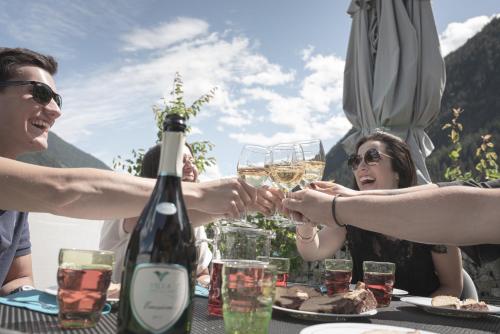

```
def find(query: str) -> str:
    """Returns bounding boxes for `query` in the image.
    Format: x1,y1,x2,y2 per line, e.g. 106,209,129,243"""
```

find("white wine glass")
269,143,305,227
234,145,270,228
237,145,270,187
298,139,326,187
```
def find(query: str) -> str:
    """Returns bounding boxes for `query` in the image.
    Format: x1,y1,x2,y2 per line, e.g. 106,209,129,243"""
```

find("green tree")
113,72,217,175
442,107,500,182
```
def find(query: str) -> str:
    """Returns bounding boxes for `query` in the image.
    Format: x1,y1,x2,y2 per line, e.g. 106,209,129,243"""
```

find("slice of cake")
431,295,489,311
298,284,377,314
274,285,321,309
431,295,460,309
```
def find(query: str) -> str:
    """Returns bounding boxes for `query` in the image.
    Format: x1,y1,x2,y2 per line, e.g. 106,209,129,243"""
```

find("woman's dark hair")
351,132,417,190
0,48,58,83
140,142,194,179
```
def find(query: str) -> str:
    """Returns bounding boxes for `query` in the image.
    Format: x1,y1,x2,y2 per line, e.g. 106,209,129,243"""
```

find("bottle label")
156,202,177,215
159,131,184,177
130,263,189,333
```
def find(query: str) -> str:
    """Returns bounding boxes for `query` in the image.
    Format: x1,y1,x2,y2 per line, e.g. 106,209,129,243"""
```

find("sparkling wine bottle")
118,114,196,334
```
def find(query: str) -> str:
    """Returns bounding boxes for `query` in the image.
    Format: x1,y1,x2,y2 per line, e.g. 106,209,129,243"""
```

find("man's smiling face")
0,65,61,158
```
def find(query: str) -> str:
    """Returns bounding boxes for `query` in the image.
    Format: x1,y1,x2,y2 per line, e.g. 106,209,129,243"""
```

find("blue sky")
1,0,499,179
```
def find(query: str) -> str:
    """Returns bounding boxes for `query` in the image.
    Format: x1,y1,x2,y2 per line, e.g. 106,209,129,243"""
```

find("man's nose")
45,100,62,120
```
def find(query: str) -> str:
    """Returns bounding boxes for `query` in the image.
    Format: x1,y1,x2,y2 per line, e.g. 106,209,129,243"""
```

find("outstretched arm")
335,186,500,245
0,158,154,219
0,158,255,220
311,181,438,196
283,186,500,246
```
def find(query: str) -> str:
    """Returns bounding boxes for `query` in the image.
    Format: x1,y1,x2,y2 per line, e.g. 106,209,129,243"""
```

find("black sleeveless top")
346,225,442,296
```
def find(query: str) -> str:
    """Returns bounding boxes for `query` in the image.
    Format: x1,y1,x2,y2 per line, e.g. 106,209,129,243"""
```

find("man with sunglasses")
0,47,271,295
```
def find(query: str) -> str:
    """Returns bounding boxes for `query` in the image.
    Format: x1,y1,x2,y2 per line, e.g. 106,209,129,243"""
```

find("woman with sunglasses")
295,132,463,297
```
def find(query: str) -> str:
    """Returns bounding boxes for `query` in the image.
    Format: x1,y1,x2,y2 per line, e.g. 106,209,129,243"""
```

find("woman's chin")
359,182,377,191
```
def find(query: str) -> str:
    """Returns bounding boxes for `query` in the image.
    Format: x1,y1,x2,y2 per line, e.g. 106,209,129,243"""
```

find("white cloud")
439,14,500,56
53,18,296,142
40,15,351,175
239,55,295,86
121,17,209,51
231,51,349,146
198,163,222,181
0,1,138,56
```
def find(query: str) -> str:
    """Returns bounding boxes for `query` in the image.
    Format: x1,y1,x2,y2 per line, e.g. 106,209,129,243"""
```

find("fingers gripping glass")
347,148,392,171
0,80,62,109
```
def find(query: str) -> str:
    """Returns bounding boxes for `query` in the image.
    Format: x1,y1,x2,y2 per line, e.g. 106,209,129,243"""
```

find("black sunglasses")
347,148,393,171
0,80,62,109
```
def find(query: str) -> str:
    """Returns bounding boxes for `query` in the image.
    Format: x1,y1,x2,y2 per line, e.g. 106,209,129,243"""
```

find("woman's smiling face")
182,145,198,182
354,140,399,190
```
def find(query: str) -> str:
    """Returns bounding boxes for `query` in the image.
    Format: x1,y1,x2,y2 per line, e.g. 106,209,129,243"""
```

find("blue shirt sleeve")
15,213,31,258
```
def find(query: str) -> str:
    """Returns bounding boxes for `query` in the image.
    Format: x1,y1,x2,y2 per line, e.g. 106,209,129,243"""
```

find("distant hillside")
18,132,110,170
326,18,500,185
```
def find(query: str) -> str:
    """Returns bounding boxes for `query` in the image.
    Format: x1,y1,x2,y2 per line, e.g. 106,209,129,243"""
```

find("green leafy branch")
442,107,472,181
114,72,217,175
442,107,499,182
475,134,500,180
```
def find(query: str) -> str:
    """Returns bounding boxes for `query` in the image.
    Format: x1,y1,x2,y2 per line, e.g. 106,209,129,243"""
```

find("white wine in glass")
269,143,305,227
237,166,269,187
298,139,326,187
235,145,270,228
301,160,326,185
268,163,304,191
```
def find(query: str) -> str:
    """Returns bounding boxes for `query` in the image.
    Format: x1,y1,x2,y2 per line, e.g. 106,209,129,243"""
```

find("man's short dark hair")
0,48,58,83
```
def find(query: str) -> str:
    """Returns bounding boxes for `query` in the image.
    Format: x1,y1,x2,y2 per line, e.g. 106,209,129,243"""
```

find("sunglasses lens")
347,155,361,170
365,149,381,165
32,83,62,109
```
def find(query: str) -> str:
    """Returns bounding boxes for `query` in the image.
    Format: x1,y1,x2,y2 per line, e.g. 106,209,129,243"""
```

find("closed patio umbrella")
342,0,445,183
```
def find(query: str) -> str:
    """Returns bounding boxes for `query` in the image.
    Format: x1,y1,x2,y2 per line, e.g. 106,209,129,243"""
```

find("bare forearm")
187,210,219,227
336,187,500,245
295,226,321,261
296,226,346,261
431,285,462,298
357,183,438,196
1,158,154,218
0,276,34,296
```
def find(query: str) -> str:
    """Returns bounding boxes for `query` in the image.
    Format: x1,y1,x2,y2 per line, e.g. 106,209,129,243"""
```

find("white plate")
300,323,437,334
400,296,500,318
45,286,119,303
349,284,408,296
272,305,377,322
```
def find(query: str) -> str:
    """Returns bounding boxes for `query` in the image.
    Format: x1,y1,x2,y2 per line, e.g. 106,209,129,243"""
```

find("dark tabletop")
0,297,499,334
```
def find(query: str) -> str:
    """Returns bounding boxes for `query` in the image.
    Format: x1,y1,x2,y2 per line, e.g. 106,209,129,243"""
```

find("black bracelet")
331,195,346,227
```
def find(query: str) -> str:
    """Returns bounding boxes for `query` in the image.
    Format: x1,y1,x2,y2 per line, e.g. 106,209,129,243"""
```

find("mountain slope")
17,132,110,170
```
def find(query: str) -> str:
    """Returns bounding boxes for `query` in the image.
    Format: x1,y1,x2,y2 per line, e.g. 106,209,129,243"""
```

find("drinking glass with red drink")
362,261,396,307
57,249,114,329
208,259,226,316
208,224,274,317
323,258,353,296
257,257,290,287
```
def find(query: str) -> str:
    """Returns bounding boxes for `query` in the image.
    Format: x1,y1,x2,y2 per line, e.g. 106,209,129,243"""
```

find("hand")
310,181,359,197
282,189,336,227
248,186,284,216
191,178,257,219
